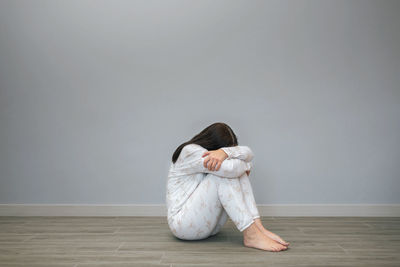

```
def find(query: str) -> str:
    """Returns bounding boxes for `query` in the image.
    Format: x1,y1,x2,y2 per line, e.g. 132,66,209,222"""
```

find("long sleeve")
172,144,252,178
220,145,254,162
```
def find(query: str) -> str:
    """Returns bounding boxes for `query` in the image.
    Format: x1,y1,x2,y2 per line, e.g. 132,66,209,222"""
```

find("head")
171,122,238,163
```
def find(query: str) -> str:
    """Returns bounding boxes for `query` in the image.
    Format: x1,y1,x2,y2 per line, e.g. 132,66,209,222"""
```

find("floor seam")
159,251,166,264
113,241,125,255
336,243,349,254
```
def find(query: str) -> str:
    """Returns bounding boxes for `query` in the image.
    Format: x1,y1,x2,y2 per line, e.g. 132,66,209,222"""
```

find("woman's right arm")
174,144,251,178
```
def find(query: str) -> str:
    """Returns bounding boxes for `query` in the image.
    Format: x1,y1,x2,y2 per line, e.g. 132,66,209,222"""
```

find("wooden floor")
0,216,399,267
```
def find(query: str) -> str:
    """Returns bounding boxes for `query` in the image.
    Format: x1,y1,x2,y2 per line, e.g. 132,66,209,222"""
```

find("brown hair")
171,122,238,163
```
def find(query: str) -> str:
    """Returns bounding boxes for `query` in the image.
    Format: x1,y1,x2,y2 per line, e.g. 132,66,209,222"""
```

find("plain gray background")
0,0,399,205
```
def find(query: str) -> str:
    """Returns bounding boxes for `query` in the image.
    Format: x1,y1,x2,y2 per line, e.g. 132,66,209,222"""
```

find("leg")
210,172,261,236
215,174,287,252
239,172,290,246
209,207,228,236
238,172,261,220
215,174,257,232
168,174,224,240
169,173,287,252
170,173,256,240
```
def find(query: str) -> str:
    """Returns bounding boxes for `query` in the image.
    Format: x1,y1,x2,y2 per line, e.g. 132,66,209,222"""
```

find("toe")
281,240,289,246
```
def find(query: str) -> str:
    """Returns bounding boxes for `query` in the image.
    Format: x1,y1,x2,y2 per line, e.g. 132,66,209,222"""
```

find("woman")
166,122,289,252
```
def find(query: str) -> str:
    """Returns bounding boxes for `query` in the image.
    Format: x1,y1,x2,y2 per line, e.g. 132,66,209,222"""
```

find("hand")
202,149,228,171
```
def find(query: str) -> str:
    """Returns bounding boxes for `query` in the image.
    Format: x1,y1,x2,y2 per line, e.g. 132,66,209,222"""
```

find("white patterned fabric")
166,144,260,240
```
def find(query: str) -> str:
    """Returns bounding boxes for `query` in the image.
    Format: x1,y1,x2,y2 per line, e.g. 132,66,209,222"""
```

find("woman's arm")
220,145,254,162
174,144,251,178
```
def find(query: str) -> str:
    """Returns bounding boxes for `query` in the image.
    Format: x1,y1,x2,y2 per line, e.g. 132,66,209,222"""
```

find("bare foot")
243,222,288,252
254,218,290,246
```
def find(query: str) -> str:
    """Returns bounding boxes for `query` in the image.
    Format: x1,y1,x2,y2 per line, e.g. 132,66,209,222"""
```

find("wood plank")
0,216,398,266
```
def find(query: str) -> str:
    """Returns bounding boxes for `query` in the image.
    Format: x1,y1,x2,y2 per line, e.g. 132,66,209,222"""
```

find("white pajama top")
166,144,254,221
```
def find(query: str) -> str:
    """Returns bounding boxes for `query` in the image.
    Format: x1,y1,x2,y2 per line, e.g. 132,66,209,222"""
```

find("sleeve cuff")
221,147,233,160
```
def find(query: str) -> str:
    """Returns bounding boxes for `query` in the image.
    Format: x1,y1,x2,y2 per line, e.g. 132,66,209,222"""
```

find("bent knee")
204,173,241,185
203,173,232,182
204,173,219,179
202,173,221,186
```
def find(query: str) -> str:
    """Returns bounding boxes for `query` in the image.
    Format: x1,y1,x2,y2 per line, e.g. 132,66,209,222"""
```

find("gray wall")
1,0,399,204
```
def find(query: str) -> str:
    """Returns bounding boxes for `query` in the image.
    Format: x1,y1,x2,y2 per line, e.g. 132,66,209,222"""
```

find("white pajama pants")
169,172,260,240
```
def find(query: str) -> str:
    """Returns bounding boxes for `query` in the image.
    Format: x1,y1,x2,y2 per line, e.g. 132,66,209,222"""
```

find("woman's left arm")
220,146,254,162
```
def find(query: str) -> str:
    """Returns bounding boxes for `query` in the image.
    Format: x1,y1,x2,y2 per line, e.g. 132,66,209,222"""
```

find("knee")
204,173,219,179
204,173,243,188
204,172,240,182
203,173,222,184
203,173,236,188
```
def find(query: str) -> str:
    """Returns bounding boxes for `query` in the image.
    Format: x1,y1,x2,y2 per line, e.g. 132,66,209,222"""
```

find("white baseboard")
0,204,399,217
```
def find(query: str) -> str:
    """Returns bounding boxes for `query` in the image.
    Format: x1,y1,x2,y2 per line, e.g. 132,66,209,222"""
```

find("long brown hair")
172,122,238,163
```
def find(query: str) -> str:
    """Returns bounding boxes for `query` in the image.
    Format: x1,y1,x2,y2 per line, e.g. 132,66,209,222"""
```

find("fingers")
207,159,216,171
203,151,225,171
203,156,210,168
204,157,217,170
211,160,218,171
215,162,222,171
204,157,213,170
204,157,222,171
